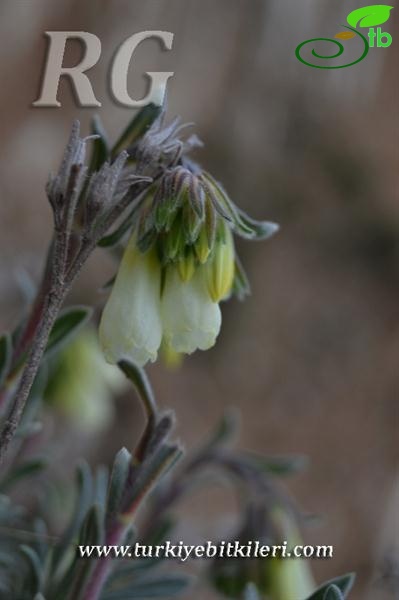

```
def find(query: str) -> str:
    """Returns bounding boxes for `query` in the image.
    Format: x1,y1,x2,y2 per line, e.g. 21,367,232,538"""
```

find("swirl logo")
295,5,394,69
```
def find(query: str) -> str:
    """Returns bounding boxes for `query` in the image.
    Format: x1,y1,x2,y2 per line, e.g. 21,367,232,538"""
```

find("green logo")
295,4,393,69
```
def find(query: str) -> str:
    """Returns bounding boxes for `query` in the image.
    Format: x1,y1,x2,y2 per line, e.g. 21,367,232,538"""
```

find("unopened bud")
182,195,203,244
163,215,186,262
194,226,211,264
205,222,235,302
178,251,196,282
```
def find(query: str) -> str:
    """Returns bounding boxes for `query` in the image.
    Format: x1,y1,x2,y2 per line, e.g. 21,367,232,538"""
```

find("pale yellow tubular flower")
205,223,235,302
161,265,221,354
99,234,163,366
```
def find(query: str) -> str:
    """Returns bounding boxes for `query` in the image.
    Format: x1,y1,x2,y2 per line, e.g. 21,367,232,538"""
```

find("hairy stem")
0,179,153,464
0,227,70,463
82,520,126,600
0,241,55,396
0,280,68,464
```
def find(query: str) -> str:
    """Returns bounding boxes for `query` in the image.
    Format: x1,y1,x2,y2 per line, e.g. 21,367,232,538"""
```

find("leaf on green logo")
347,5,393,28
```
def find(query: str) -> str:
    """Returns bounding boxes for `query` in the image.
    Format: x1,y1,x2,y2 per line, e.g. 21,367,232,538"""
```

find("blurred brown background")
0,1,398,599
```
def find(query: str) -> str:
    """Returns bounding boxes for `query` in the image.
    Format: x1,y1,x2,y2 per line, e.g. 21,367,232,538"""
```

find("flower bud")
178,250,196,282
194,226,211,264
182,196,203,244
154,169,185,232
205,222,235,302
162,214,186,262
187,174,205,219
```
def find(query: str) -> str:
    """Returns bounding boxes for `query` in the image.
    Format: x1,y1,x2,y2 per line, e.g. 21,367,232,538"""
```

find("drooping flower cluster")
99,110,278,366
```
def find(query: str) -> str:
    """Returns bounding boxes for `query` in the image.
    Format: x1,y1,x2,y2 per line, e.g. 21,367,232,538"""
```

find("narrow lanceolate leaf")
51,461,94,571
64,505,104,600
306,573,355,600
79,504,104,546
33,518,48,562
106,447,132,522
20,545,43,594
0,333,12,386
89,115,110,173
112,104,162,157
95,465,109,509
121,444,182,520
142,412,176,458
46,306,93,356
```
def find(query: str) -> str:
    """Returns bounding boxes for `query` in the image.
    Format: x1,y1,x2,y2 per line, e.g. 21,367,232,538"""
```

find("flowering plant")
0,105,354,600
